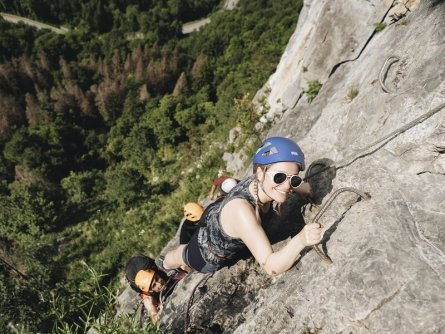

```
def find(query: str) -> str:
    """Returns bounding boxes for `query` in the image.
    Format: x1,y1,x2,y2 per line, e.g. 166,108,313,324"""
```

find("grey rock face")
118,1,445,333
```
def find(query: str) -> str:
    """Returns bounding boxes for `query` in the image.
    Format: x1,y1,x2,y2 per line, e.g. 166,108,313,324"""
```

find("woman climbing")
157,137,324,276
125,255,181,325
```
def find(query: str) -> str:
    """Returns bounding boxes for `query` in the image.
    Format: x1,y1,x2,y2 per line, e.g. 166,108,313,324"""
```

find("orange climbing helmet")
135,269,155,293
125,255,165,294
183,202,204,222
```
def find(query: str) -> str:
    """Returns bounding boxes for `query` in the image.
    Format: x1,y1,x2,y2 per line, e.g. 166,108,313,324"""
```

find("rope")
311,188,370,225
302,103,445,262
306,187,371,263
184,273,213,333
301,102,445,263
305,103,445,263
305,101,445,180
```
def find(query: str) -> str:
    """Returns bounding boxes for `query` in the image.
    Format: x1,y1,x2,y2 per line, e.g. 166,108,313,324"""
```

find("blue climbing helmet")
253,137,305,171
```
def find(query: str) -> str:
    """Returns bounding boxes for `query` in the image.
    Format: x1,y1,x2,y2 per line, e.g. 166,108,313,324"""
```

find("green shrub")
346,86,359,102
50,263,161,334
305,80,323,103
374,22,387,32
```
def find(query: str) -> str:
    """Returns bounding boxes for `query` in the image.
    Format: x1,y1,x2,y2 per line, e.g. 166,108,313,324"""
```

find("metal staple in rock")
301,102,445,262
308,187,371,263
379,55,400,93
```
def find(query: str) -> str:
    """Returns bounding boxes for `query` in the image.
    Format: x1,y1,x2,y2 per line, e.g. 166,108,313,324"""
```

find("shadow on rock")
304,158,336,205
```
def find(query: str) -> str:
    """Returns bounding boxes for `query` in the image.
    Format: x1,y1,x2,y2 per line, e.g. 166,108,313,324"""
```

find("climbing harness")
184,273,213,333
308,187,371,263
379,55,400,93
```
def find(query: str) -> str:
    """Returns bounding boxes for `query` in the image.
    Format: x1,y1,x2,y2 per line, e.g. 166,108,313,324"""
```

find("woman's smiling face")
150,273,165,293
257,161,301,203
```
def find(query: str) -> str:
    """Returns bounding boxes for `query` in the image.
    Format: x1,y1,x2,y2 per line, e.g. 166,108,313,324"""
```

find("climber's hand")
300,223,323,246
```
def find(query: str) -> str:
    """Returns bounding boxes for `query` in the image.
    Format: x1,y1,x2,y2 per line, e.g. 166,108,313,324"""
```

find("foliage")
234,93,265,138
374,22,387,32
305,80,323,103
0,0,303,331
395,18,409,27
346,86,359,102
50,262,160,334
0,20,43,61
0,183,57,331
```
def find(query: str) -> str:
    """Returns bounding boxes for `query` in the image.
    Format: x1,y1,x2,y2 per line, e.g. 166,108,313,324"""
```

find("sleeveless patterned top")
197,175,270,269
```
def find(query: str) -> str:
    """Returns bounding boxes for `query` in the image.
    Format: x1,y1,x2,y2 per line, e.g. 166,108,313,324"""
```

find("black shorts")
182,229,219,273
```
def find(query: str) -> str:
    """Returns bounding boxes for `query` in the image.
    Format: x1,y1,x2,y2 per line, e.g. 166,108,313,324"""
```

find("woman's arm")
141,294,162,324
208,184,216,200
221,199,322,276
261,223,322,275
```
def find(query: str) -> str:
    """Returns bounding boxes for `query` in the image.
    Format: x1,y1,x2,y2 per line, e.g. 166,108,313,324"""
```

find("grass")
305,80,322,103
50,262,161,334
374,22,387,32
346,86,359,102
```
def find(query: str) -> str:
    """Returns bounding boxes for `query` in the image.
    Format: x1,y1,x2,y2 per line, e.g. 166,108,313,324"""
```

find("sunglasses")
266,171,303,188
149,273,161,290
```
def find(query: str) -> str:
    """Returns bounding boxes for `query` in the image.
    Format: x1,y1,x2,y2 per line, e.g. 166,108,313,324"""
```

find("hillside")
0,1,304,332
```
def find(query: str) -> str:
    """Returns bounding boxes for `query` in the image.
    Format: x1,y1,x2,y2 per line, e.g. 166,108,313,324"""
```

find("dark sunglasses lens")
273,172,287,184
290,176,302,188
150,274,157,290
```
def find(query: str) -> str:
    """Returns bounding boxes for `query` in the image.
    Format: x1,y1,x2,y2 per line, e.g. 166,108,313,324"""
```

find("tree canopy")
0,0,303,332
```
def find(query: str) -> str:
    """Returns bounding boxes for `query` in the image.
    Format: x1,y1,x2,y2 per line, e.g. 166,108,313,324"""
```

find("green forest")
0,0,303,332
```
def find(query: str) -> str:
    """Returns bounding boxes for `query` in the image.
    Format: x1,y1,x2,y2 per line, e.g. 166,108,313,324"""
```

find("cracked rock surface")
117,1,445,333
